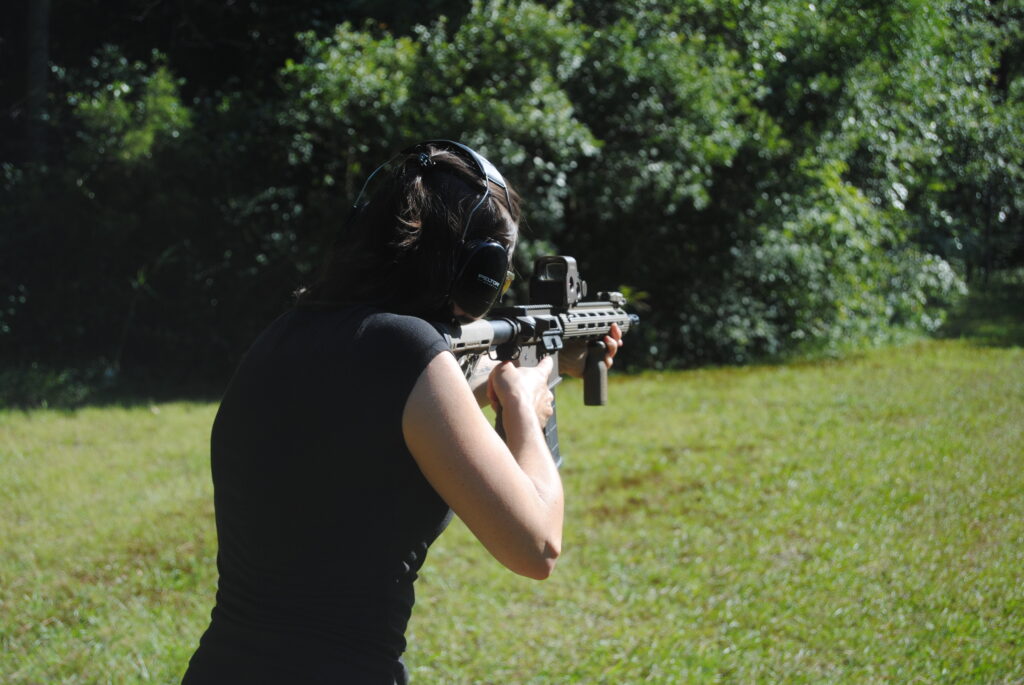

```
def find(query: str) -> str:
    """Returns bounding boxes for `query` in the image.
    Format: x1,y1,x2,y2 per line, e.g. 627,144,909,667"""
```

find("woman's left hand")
558,323,624,378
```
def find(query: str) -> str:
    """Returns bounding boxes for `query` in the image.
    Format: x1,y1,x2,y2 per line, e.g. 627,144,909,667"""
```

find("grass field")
2,320,1022,681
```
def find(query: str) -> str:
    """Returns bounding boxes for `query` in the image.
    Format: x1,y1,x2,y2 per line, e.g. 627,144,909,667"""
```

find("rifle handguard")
437,255,640,468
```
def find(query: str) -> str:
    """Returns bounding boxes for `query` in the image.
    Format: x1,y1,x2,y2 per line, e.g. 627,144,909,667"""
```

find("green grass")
2,338,1022,683
1,404,218,682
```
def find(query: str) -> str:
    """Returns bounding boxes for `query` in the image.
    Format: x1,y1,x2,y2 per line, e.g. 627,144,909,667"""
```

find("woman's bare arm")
402,353,563,580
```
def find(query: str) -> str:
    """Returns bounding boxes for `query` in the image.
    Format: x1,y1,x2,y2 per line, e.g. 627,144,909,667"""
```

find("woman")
181,140,621,684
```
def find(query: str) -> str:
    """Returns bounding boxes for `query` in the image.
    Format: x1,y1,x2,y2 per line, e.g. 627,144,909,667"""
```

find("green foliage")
708,161,966,361
278,2,598,242
68,47,191,164
940,267,1024,346
3,0,1022,386
282,26,421,167
0,363,102,408
412,0,598,230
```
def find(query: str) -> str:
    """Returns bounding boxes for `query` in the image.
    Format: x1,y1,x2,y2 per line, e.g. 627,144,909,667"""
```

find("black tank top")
182,306,453,684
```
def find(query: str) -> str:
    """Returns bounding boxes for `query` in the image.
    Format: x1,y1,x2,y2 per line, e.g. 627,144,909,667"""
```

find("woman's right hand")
403,351,564,579
486,357,555,430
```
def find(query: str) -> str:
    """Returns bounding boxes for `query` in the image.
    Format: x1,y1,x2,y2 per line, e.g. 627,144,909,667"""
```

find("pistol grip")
583,340,608,406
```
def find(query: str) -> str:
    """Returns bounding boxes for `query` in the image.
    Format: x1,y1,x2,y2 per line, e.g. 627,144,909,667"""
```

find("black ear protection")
351,139,515,322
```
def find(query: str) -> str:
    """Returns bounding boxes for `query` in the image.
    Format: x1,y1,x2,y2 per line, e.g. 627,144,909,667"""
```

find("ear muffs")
349,140,515,321
451,239,510,322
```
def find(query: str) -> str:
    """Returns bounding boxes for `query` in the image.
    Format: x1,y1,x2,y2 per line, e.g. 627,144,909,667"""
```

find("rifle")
434,256,640,466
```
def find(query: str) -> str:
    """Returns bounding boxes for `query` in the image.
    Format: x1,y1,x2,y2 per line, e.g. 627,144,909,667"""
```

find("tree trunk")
26,0,52,165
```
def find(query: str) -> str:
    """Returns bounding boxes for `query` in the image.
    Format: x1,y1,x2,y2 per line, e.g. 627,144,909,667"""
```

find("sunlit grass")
2,339,1022,683
410,340,1023,683
1,404,218,682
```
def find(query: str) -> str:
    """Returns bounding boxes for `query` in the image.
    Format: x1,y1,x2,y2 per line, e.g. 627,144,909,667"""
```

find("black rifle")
435,256,639,466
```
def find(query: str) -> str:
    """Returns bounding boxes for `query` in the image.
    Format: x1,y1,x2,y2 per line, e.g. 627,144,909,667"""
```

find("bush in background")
2,0,1021,402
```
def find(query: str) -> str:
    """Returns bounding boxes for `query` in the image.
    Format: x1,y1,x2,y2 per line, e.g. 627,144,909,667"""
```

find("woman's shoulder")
270,304,448,363
356,309,448,353
347,310,452,392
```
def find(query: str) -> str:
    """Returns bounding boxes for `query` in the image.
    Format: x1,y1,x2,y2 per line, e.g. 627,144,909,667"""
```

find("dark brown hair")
297,143,520,319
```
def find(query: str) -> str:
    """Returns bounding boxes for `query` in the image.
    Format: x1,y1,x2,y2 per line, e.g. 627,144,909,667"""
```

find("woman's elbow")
512,539,561,580
524,557,557,581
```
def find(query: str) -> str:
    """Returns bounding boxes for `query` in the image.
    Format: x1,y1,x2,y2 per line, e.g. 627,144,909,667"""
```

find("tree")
4,0,1019,404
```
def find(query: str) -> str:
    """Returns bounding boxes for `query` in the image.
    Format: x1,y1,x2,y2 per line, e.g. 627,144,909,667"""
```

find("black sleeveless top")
182,306,453,684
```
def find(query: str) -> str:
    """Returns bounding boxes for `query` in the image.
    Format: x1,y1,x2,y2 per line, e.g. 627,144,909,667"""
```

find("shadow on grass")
939,272,1024,348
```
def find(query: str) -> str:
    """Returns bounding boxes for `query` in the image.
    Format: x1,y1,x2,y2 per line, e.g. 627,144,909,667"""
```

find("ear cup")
451,239,510,321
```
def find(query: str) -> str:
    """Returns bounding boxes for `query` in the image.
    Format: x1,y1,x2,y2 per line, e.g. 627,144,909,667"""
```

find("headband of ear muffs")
353,140,515,323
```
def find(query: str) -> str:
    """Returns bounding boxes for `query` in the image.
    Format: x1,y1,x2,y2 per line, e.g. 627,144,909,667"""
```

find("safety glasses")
500,268,515,298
